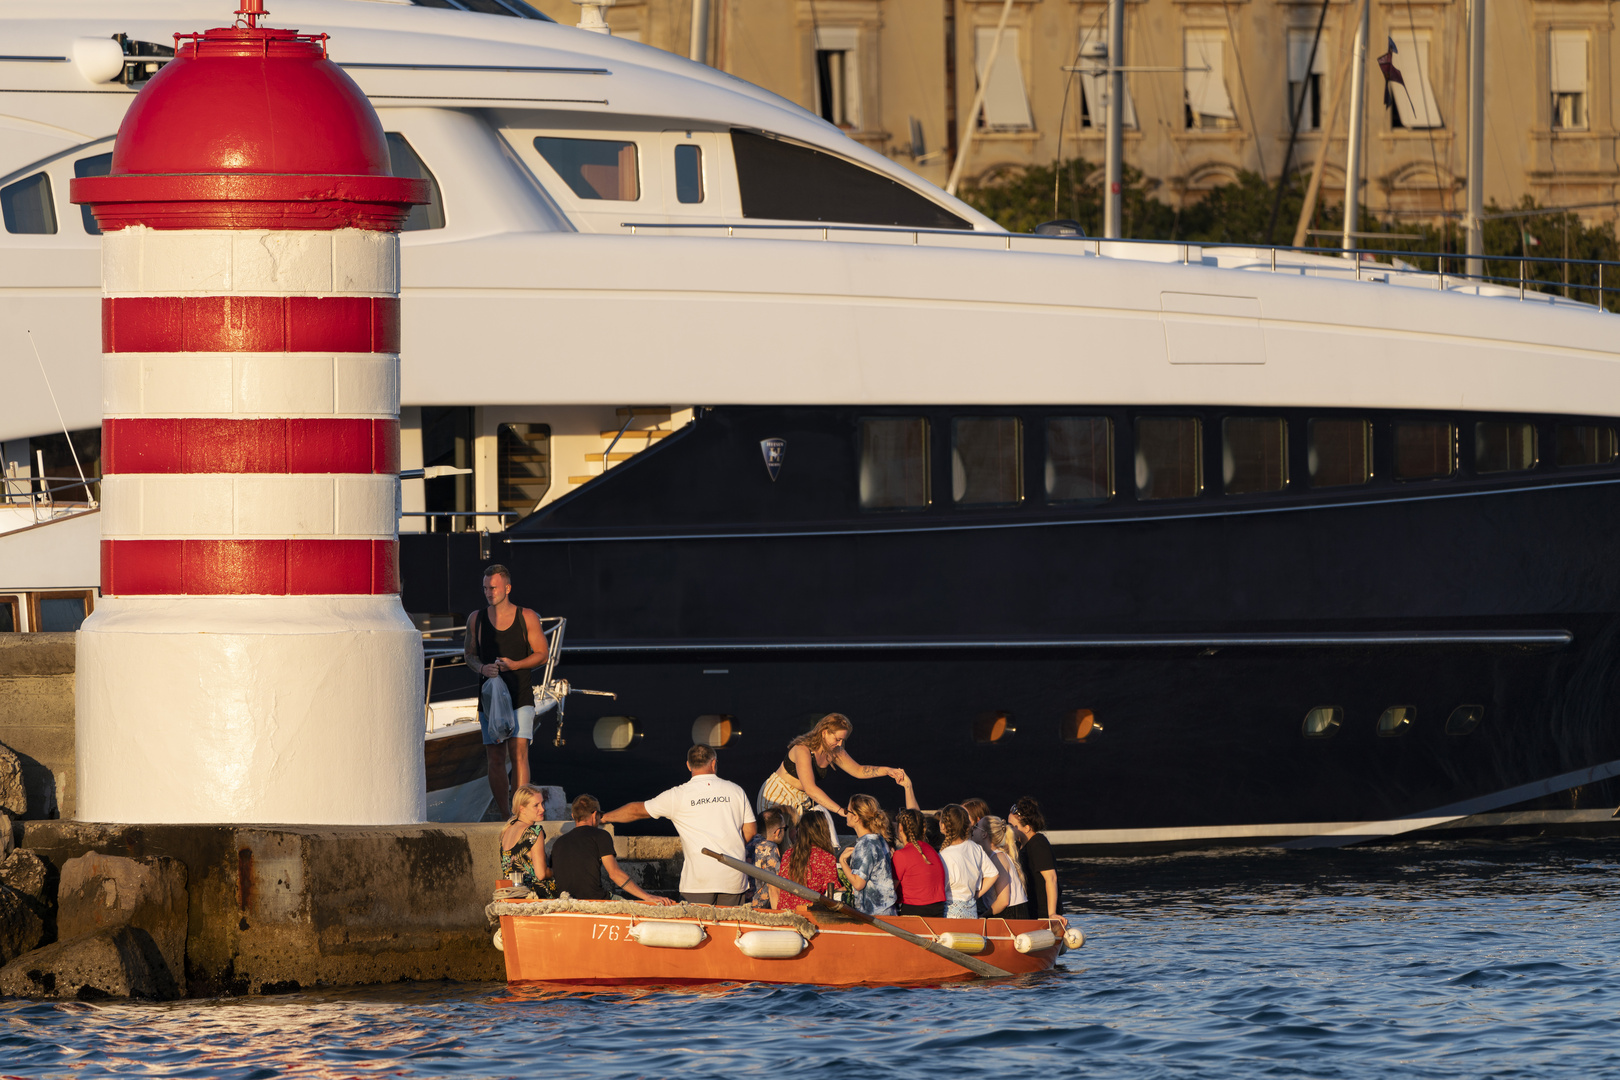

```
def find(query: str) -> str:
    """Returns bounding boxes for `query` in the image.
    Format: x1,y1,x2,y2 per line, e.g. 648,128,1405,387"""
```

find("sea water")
4,838,1619,1078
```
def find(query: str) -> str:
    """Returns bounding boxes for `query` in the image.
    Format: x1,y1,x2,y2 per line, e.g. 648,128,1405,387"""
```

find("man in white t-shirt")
603,744,758,905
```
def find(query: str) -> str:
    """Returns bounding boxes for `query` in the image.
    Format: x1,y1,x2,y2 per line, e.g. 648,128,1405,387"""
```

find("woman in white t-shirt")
937,803,997,919
972,815,1028,917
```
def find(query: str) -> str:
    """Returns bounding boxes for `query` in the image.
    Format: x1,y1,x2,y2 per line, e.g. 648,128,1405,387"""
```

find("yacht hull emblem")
760,438,785,481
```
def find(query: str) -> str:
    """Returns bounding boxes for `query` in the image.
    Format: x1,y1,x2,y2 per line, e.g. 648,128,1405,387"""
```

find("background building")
534,0,1617,225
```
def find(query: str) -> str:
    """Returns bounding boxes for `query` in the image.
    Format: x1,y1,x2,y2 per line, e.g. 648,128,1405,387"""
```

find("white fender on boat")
735,930,805,958
936,932,987,954
628,921,708,949
1014,928,1058,954
493,929,504,952
1064,927,1085,950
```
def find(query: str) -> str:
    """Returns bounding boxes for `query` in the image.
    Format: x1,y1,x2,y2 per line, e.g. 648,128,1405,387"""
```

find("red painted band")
102,538,399,596
103,418,399,475
72,174,428,232
103,296,399,354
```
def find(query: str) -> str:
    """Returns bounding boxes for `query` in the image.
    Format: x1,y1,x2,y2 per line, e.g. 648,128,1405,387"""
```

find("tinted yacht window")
385,133,445,230
675,144,704,203
1556,423,1617,466
859,418,930,509
952,417,1022,504
1135,417,1201,500
1475,421,1536,473
1,174,55,234
1308,418,1372,487
1223,417,1287,494
1394,421,1455,480
1046,417,1113,503
731,130,970,229
536,137,639,201
74,153,113,234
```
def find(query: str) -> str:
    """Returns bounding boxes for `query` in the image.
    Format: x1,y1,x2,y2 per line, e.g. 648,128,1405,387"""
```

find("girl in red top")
892,807,947,917
773,810,840,911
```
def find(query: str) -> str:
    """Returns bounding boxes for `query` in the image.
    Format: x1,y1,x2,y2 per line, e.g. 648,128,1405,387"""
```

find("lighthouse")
70,3,430,824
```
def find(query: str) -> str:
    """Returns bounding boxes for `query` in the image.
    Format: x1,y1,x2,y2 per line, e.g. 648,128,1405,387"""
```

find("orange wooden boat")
492,900,1072,986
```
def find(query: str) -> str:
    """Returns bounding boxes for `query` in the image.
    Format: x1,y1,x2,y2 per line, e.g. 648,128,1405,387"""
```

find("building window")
1551,30,1589,130
1223,417,1287,495
1386,31,1443,129
859,417,930,510
1078,25,1137,130
1474,421,1536,474
815,27,861,130
1556,423,1617,466
385,133,446,230
534,137,640,201
1046,417,1113,503
1135,417,1202,500
1377,706,1414,737
1308,418,1372,487
1184,30,1237,130
28,590,94,633
731,130,971,229
1302,706,1342,739
674,143,704,203
952,417,1022,505
1394,421,1455,480
974,27,1034,130
0,173,56,234
497,423,551,521
1287,30,1327,131
74,153,113,234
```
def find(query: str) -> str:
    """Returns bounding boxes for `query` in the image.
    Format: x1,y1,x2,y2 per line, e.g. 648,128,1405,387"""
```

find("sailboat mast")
1104,0,1125,237
1466,0,1485,276
1341,0,1369,252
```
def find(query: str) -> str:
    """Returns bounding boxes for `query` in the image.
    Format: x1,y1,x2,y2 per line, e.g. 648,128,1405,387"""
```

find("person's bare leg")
486,744,510,815
510,737,531,791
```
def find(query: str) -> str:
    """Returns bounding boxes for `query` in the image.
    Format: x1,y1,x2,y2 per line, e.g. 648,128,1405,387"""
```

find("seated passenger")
550,794,673,905
499,784,559,896
892,808,947,917
772,810,839,912
838,794,897,916
972,814,1028,919
745,807,788,909
938,803,997,920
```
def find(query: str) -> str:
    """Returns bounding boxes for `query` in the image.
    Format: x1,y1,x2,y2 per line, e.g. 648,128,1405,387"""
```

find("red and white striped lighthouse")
71,3,430,824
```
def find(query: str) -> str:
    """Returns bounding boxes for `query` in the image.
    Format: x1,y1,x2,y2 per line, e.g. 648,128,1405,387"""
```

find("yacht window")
1135,417,1202,500
692,715,739,747
1060,708,1100,742
952,417,1022,505
29,590,93,633
422,406,473,532
1308,418,1372,487
410,0,555,19
731,129,970,229
1223,417,1287,494
1445,705,1483,735
1394,421,1455,480
74,153,113,235
1377,706,1414,737
593,716,642,750
536,137,639,202
859,417,930,510
1556,423,1617,466
972,712,1016,743
1046,417,1113,503
0,597,17,632
1474,421,1536,474
1,173,56,234
674,144,704,204
385,133,446,230
497,423,551,521
1301,706,1342,739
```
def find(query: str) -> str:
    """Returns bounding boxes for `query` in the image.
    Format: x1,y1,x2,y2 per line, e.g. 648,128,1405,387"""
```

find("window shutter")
975,27,1033,130
1184,31,1236,121
1550,31,1588,94
1079,26,1137,128
1286,30,1328,81
1388,30,1443,128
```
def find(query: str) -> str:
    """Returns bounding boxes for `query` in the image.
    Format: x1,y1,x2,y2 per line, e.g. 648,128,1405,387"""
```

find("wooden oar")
701,847,1011,979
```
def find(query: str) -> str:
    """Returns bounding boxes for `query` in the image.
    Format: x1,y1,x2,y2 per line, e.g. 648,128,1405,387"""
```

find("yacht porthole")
1445,705,1483,735
692,714,739,747
592,716,641,751
973,712,1016,744
1377,706,1415,737
1301,706,1342,739
1060,709,1101,743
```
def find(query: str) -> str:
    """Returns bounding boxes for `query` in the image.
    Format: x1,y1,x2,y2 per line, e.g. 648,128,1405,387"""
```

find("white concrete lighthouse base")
75,596,426,825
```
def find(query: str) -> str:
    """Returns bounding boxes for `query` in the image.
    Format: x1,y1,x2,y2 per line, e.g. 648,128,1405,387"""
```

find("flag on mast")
1376,37,1406,108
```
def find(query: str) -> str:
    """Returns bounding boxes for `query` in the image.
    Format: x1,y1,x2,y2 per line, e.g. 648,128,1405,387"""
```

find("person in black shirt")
1009,796,1066,930
550,794,674,905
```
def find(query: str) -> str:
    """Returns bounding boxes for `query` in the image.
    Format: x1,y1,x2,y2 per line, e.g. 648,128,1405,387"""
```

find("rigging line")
1220,0,1265,180
1053,6,1109,221
1266,0,1332,243
25,330,93,508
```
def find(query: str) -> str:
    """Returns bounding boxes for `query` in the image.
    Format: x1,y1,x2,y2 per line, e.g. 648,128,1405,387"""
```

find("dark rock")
57,853,187,991
0,926,169,999
0,849,49,906
0,886,44,965
0,812,11,859
0,747,23,818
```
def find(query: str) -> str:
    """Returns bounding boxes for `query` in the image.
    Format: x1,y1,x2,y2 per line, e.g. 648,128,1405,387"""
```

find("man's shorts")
480,704,536,746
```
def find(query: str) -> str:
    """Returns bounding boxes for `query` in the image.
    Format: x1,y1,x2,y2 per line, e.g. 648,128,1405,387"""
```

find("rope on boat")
484,895,820,938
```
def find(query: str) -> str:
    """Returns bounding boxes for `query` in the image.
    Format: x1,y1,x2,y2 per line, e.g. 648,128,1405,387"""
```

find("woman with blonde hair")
972,814,1028,918
838,793,898,916
937,803,997,920
499,784,559,897
757,713,910,841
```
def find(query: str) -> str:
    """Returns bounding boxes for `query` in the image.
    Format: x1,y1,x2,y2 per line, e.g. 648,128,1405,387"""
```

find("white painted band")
100,474,399,539
102,226,399,297
103,353,400,418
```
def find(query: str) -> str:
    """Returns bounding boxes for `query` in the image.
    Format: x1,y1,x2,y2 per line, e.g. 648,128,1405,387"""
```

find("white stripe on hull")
100,474,398,539
103,226,398,297
104,353,399,418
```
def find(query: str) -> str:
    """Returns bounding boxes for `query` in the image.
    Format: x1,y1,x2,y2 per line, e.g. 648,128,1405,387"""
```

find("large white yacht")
5,0,1620,846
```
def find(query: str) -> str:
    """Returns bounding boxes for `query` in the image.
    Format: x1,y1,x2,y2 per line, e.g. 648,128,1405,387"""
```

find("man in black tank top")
463,564,549,817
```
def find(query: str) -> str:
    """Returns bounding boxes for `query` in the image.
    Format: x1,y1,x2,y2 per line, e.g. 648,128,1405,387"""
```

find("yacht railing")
618,221,1620,312
1,474,99,527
